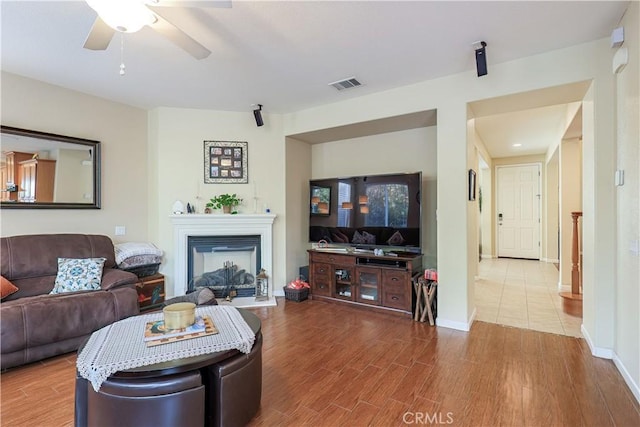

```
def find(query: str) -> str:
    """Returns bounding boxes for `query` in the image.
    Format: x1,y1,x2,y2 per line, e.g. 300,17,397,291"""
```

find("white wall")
0,72,149,243
309,126,438,267
613,0,640,402
147,107,287,297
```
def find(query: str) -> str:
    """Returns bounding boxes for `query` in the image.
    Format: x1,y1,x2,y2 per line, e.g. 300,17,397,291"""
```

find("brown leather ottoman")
208,332,263,427
76,370,205,427
74,308,262,427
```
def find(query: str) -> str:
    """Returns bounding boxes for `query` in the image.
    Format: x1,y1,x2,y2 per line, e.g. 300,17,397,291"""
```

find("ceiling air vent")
328,77,362,91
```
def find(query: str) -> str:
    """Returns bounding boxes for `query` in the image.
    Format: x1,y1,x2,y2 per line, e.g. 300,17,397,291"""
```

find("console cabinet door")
333,266,354,301
382,269,410,311
311,262,332,296
355,267,381,305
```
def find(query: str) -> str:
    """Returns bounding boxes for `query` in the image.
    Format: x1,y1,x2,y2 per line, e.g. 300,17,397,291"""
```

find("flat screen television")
309,172,422,254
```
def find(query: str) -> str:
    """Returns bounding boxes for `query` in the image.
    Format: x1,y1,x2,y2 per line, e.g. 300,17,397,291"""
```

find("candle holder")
255,269,269,301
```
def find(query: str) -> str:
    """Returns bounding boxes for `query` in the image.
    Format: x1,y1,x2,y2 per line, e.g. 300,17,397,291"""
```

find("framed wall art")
204,141,248,184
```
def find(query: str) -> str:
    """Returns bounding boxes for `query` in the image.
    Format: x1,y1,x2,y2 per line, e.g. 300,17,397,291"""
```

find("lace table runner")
77,305,255,391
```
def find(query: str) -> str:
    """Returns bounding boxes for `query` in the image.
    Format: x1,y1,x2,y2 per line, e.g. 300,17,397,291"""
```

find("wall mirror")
0,126,101,209
310,184,331,215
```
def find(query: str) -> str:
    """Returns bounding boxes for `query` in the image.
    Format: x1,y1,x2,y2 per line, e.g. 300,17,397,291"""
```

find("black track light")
253,104,264,127
473,41,488,77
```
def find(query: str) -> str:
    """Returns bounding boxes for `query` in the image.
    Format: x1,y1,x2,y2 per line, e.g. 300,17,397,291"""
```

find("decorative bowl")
163,302,196,329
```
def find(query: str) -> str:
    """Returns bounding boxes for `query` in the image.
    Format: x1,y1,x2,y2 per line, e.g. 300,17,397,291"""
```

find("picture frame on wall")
468,169,476,201
204,141,248,184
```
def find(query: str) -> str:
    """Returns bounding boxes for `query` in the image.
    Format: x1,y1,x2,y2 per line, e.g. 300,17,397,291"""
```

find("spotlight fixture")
252,104,264,127
473,40,488,77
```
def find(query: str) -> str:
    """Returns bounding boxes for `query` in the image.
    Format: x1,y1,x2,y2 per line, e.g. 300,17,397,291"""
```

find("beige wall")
559,138,583,286
282,38,617,332
284,137,312,284
0,72,149,243
466,120,480,281
3,13,637,399
614,0,640,401
480,167,493,258
147,107,287,297
54,149,93,203
309,126,438,268
545,149,560,264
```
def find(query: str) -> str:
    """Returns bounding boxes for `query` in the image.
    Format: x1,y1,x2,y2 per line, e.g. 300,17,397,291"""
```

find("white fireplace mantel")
170,214,276,303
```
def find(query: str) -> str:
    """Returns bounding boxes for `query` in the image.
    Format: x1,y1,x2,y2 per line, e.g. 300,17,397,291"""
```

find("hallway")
474,258,582,337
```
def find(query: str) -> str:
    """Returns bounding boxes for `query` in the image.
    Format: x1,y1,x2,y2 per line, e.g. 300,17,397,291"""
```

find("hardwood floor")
2,298,639,426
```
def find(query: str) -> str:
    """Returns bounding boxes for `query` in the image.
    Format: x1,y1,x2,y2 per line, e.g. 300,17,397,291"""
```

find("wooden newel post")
571,211,583,295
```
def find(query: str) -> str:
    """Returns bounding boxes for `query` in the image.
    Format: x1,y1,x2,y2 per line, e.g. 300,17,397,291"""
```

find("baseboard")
613,353,640,404
469,307,477,326
480,254,494,259
581,325,614,359
436,308,476,332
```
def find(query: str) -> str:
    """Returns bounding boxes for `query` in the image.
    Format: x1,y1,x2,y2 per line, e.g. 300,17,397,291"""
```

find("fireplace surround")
170,214,276,307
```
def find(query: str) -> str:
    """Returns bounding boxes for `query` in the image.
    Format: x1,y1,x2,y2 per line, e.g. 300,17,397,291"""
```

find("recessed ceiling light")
512,143,522,147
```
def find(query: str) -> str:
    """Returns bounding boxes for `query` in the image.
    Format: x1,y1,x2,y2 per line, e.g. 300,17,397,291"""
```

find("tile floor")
474,257,583,337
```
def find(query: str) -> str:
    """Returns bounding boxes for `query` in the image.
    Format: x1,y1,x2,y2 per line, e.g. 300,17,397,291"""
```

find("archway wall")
283,37,615,335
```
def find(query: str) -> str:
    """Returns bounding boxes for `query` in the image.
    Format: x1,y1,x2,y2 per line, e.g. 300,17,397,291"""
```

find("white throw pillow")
50,257,106,294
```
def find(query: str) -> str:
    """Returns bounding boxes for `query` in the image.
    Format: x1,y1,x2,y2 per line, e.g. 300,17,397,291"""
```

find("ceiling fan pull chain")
119,33,126,76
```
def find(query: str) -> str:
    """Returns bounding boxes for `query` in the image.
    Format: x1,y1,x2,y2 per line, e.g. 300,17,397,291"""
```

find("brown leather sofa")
1,234,140,369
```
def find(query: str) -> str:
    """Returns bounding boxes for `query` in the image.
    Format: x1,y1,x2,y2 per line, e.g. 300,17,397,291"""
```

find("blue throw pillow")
50,257,106,294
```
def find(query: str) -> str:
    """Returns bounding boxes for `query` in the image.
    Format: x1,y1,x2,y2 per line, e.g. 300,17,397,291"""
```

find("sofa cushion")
386,230,406,246
331,230,349,243
1,234,119,281
51,258,106,294
100,269,140,291
1,288,139,357
1,275,18,300
352,230,376,245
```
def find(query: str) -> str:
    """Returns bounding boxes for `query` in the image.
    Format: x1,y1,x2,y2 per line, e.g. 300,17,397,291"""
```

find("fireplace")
170,214,276,307
188,235,261,298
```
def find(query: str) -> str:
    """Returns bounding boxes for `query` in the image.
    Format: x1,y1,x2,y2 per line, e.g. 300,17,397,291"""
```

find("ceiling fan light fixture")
86,0,157,33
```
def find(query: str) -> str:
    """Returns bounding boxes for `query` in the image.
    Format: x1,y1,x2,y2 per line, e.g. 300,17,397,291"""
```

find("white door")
497,164,540,259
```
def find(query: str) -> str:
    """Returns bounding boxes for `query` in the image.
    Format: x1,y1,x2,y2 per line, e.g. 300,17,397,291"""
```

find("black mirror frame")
0,126,101,209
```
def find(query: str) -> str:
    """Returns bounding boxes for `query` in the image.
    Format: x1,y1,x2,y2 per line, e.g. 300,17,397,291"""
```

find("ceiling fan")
83,0,231,60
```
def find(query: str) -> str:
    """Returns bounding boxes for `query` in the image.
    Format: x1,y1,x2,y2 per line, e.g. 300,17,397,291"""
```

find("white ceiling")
0,0,628,156
474,102,581,159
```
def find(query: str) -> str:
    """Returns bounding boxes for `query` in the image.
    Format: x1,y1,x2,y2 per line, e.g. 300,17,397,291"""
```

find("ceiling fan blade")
149,13,211,59
150,1,231,8
83,16,115,50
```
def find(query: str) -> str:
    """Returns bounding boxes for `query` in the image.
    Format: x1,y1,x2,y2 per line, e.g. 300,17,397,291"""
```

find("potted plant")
206,193,243,214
